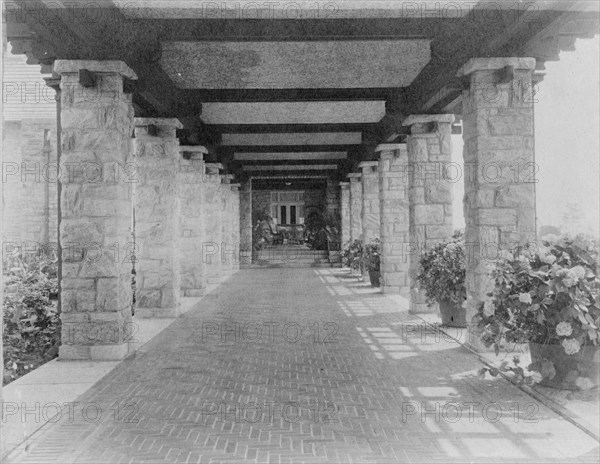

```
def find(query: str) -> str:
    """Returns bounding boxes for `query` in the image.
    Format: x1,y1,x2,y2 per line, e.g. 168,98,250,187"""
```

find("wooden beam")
207,123,378,134
180,88,394,102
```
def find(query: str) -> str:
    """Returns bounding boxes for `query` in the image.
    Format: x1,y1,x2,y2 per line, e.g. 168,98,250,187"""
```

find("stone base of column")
409,289,435,314
59,342,130,361
135,305,180,319
182,289,204,297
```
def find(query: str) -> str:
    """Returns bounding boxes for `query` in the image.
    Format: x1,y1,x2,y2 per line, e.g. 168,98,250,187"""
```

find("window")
271,190,305,225
290,206,297,225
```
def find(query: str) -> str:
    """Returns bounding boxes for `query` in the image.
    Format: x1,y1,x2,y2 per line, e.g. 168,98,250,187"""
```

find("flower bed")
3,256,60,385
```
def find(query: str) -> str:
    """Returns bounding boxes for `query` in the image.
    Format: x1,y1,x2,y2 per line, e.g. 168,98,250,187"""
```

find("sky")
451,36,600,237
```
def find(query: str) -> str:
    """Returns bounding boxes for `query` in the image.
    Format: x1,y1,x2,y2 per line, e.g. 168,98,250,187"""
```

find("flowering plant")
341,239,363,271
477,235,600,385
416,233,466,307
363,238,381,272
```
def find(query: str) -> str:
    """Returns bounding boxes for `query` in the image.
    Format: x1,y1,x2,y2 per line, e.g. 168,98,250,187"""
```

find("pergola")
4,0,599,359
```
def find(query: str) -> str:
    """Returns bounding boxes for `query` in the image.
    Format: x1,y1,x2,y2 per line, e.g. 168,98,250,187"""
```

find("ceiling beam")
220,144,361,153
175,88,394,102
207,123,377,133
134,18,438,42
237,159,346,166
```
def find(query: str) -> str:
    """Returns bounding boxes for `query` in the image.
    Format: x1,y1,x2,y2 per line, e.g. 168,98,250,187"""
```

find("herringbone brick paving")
6,269,600,463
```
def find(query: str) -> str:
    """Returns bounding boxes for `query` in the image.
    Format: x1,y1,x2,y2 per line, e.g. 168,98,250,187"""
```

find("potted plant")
477,235,600,390
342,239,363,273
304,211,328,251
252,209,274,260
416,233,467,327
363,238,381,287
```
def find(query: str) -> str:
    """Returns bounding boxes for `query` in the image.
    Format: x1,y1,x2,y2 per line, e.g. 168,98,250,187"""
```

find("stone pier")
220,174,236,278
347,173,363,242
204,163,223,284
230,183,241,272
325,177,340,216
133,118,182,318
240,178,253,262
339,182,350,247
178,146,207,297
358,161,380,242
377,144,410,296
457,57,537,336
55,60,136,360
404,114,455,314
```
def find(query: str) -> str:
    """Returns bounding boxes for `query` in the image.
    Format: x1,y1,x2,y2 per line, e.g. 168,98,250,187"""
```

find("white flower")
571,266,586,279
561,338,581,355
575,377,595,390
518,293,532,304
529,371,543,384
542,254,556,265
556,321,573,337
11,362,17,371
562,270,578,287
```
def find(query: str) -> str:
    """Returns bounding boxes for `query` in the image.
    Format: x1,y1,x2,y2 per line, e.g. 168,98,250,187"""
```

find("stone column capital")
339,182,350,189
376,144,407,160
134,118,183,130
54,60,138,79
134,118,182,139
347,173,361,182
457,57,536,78
180,145,208,160
222,174,235,184
358,161,379,172
205,163,223,175
403,114,455,135
230,183,241,191
375,143,405,153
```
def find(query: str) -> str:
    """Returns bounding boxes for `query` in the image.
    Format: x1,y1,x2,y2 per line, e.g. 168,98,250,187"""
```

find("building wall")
2,119,59,250
2,46,58,255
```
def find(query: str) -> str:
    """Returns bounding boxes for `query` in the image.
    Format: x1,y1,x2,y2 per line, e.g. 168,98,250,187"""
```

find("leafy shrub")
478,234,600,354
3,257,60,385
416,232,466,307
363,238,381,272
304,211,341,251
342,239,363,271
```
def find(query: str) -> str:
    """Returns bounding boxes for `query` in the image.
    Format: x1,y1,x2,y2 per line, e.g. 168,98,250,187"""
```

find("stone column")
178,146,207,297
204,163,223,284
240,178,253,262
55,60,136,360
221,174,236,277
133,118,182,318
403,114,455,314
347,173,363,241
457,57,537,336
339,182,350,247
325,177,339,215
377,144,410,296
358,161,380,242
230,183,241,272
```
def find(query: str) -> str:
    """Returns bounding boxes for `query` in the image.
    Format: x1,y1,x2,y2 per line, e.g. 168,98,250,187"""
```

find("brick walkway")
7,269,599,463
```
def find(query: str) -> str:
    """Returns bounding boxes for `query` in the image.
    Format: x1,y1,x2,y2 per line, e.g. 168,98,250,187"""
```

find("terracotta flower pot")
529,342,600,390
438,299,466,327
368,270,380,287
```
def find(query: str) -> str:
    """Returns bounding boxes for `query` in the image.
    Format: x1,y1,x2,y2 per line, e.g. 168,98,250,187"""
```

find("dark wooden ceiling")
5,0,598,182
